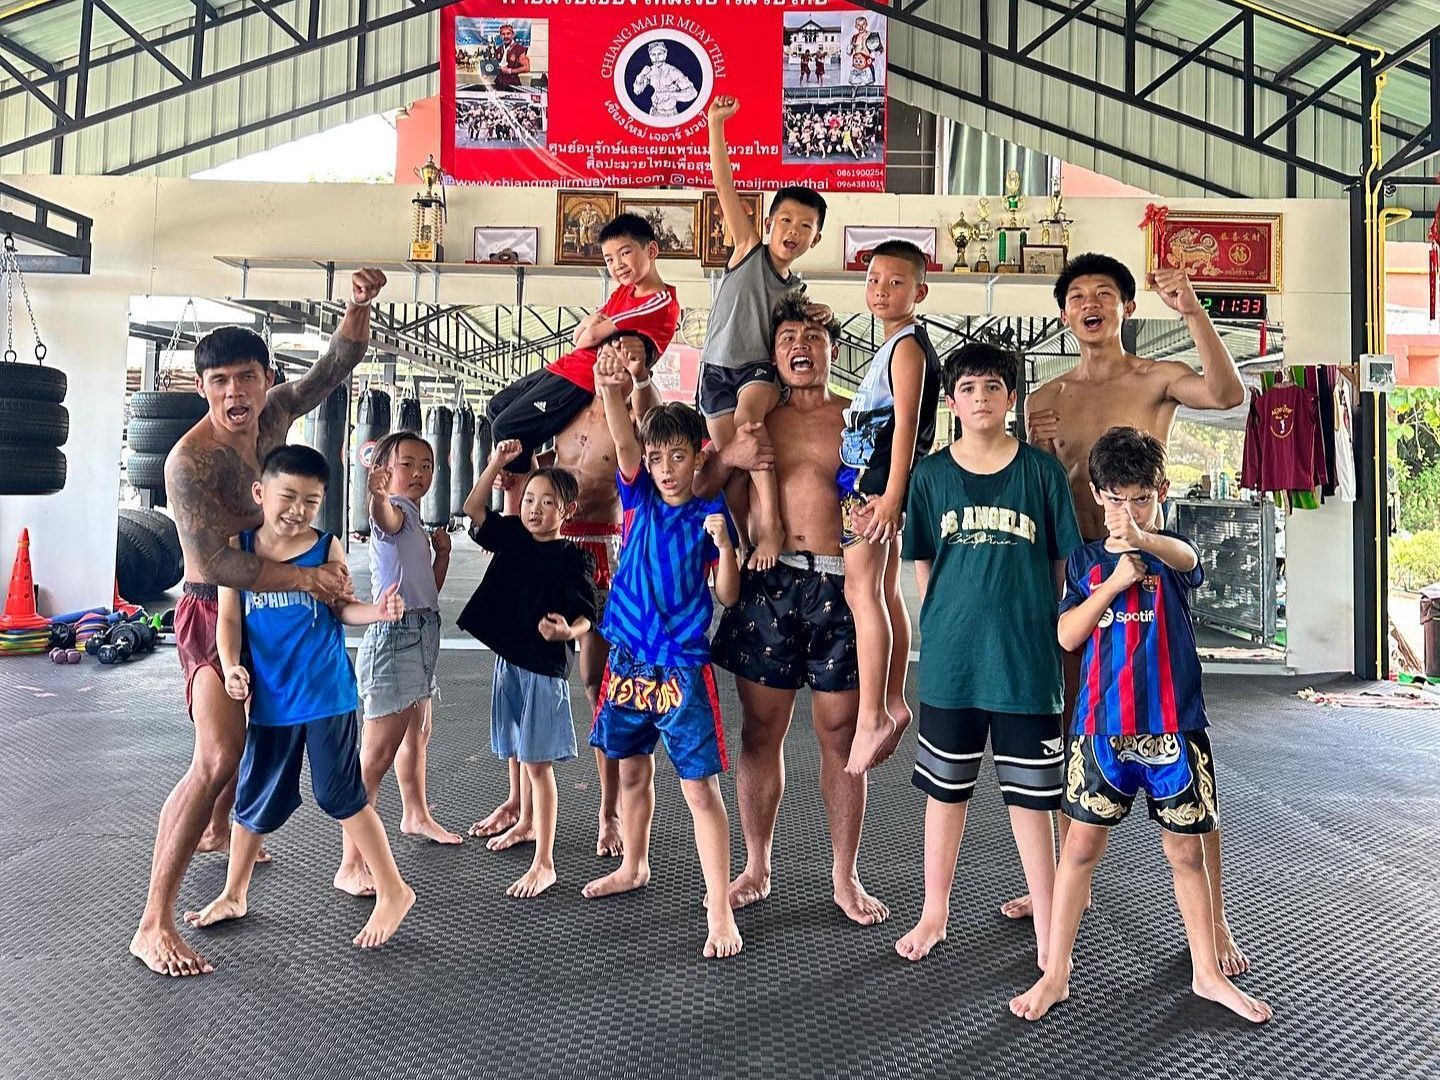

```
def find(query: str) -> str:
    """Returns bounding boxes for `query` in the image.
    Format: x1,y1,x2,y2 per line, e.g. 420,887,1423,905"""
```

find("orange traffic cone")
1,528,50,632
113,578,141,618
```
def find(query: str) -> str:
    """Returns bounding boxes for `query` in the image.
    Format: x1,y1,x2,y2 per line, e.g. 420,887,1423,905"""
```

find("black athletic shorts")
487,369,593,473
912,704,1063,810
1062,730,1218,835
697,361,779,420
711,556,858,693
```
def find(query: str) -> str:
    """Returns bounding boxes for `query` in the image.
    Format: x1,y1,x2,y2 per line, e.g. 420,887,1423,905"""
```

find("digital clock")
1198,292,1268,320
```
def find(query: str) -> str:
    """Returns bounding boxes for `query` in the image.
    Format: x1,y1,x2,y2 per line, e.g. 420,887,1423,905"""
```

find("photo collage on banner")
441,1,888,192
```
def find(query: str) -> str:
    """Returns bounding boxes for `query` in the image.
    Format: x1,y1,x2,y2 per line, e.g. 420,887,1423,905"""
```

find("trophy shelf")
214,255,611,302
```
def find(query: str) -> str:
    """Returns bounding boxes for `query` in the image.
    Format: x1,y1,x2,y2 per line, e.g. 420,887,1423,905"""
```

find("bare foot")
486,822,535,851
129,924,213,977
182,894,248,929
353,884,416,949
1009,976,1070,1021
1216,920,1251,976
333,865,376,897
727,867,772,910
746,529,782,572
400,814,464,845
704,909,744,959
894,912,948,962
196,832,271,863
872,700,913,766
1193,973,1273,1023
834,875,889,926
844,708,896,775
596,816,623,858
582,863,651,898
468,802,519,838
1001,891,1091,920
506,863,558,899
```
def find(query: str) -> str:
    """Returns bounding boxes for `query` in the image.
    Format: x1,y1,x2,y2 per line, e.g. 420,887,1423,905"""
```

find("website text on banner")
441,1,888,191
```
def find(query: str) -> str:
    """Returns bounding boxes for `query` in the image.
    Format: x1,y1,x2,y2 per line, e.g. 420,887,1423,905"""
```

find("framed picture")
1019,243,1067,276
1145,209,1283,293
472,227,538,265
619,198,702,259
701,191,765,269
555,190,617,266
842,226,941,271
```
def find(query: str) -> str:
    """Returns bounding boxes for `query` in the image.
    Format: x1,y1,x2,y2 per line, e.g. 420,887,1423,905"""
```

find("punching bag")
451,404,476,519
422,405,454,526
307,382,349,538
397,396,421,435
473,414,498,513
348,388,391,537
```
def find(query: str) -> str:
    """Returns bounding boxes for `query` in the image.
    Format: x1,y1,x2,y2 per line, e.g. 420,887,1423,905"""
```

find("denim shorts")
490,655,578,764
356,609,441,720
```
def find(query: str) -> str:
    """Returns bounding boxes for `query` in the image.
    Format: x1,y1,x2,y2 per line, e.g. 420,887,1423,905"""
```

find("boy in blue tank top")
182,446,416,950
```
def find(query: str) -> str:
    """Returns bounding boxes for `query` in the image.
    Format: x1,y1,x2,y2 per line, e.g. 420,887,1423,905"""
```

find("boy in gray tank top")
703,95,831,572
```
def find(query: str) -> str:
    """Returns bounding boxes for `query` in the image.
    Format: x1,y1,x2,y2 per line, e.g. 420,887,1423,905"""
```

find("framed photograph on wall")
472,227,538,265
1019,243,1067,276
619,198,702,259
701,191,765,268
555,190,617,266
842,226,941,271
1144,209,1283,293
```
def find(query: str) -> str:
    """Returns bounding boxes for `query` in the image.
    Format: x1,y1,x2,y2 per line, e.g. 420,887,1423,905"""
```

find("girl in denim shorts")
335,431,462,896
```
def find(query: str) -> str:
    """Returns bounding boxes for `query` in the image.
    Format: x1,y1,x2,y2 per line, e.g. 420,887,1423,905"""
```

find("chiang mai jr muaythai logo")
602,19,724,135
1270,403,1294,439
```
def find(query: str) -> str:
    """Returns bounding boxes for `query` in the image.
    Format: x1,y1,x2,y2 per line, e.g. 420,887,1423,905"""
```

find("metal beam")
1019,0,1100,59
248,0,306,46
91,0,189,86
1273,0,1397,83
0,31,56,76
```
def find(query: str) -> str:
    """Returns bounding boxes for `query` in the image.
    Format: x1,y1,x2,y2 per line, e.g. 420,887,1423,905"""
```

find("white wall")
0,176,1355,670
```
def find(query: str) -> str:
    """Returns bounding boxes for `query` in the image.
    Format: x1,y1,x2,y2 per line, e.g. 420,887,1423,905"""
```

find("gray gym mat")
1,651,1436,1080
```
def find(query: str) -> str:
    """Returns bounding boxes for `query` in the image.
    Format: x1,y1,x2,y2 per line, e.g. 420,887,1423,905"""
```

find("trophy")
972,198,995,273
409,154,447,262
948,212,974,273
996,168,1028,271
1036,175,1074,247
973,243,992,274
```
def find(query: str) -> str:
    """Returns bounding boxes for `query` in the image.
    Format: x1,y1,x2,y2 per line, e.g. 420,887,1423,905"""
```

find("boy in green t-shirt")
895,342,1082,971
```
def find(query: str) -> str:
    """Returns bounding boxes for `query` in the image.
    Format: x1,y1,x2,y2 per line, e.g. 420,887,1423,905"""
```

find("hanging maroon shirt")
1240,382,1329,493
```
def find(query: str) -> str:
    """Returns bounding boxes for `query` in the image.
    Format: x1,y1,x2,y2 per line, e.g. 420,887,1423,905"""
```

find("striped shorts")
911,704,1063,811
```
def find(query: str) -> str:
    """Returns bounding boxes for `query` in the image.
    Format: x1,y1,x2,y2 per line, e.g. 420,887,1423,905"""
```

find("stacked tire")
116,508,185,598
125,391,208,507
0,362,68,495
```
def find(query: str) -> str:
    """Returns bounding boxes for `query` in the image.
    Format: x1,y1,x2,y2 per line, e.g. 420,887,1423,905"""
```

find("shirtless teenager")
1018,252,1252,975
705,293,892,926
470,331,661,858
129,269,386,977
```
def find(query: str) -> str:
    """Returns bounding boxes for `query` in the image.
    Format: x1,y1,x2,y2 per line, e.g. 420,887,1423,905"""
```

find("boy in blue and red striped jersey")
1009,426,1272,1025
583,344,745,961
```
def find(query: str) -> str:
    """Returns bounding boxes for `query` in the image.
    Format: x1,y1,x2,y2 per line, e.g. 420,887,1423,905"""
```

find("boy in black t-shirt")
458,440,597,898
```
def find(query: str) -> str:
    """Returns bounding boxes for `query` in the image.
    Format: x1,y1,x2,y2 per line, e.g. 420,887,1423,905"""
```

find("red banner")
440,1,888,191
1144,211,1284,293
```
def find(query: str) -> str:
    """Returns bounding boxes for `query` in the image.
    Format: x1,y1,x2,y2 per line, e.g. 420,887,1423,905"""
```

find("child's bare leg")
875,542,913,763
397,700,462,844
1010,822,1108,1021
335,710,408,895
1164,830,1271,1022
578,631,623,858
1008,806,1058,969
1203,828,1249,975
341,805,416,948
895,796,968,961
583,756,654,898
488,762,535,850
507,762,559,898
842,539,895,775
470,756,521,838
682,775,743,958
734,383,783,569
183,823,263,928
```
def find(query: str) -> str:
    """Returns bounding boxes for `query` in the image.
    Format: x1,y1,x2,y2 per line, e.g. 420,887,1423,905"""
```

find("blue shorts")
1062,730,1218,835
234,711,369,834
491,655,578,764
357,609,441,720
589,644,727,781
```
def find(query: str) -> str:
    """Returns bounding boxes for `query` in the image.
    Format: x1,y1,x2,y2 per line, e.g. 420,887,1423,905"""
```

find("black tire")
126,416,196,453
125,451,168,490
0,397,68,447
116,517,164,597
0,363,66,403
119,509,184,591
129,391,208,420
0,446,65,495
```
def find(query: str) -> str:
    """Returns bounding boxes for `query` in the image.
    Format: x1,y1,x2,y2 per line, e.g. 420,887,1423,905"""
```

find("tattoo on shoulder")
168,443,264,586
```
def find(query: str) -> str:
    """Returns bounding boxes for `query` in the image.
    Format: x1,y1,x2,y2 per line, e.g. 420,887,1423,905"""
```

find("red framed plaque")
1145,210,1282,293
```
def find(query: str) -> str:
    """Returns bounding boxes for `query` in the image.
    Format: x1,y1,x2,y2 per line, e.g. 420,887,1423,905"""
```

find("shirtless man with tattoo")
129,269,386,976
1016,252,1252,975
704,294,893,926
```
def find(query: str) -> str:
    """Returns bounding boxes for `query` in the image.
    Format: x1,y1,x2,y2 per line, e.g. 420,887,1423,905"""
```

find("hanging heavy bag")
0,236,66,496
349,387,392,537
307,382,348,538
422,405,454,527
451,403,476,518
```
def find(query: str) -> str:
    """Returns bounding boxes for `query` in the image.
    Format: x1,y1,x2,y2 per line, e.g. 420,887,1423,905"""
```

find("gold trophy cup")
410,155,446,262
948,213,974,273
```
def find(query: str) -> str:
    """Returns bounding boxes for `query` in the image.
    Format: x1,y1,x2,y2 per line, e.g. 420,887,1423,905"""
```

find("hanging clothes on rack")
1333,372,1357,502
1240,370,1329,496
1316,365,1338,499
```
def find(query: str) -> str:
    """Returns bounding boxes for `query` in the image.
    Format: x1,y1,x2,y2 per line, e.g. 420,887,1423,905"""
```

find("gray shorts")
357,609,441,720
490,655,577,764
